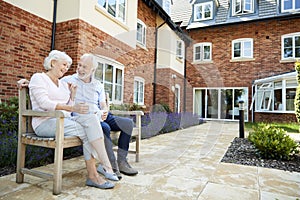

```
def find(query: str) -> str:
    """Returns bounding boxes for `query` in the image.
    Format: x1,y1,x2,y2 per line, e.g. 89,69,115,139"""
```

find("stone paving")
0,121,300,199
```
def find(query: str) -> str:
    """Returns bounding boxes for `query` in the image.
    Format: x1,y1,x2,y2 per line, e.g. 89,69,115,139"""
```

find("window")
281,0,300,12
174,84,180,113
232,0,254,15
232,38,253,59
97,0,126,22
137,19,146,47
162,0,171,15
282,33,300,60
94,56,124,103
194,2,213,21
193,43,212,62
251,72,297,113
176,40,184,59
134,77,144,105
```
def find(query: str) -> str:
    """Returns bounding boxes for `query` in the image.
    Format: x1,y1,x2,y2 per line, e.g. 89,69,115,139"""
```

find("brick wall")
254,112,296,123
186,18,300,121
156,68,184,112
0,1,52,101
52,0,157,109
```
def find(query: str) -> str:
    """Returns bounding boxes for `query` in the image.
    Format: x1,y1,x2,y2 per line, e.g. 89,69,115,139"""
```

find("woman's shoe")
86,178,114,189
97,165,119,181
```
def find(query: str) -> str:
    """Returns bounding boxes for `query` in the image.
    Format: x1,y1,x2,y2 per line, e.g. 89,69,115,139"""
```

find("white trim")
232,38,253,59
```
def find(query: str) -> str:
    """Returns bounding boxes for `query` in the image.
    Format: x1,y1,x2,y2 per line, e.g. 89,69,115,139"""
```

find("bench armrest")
110,110,144,116
22,110,65,118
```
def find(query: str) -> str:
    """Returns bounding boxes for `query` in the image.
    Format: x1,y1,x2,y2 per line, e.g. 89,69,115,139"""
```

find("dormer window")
194,2,213,21
281,0,300,12
232,0,254,16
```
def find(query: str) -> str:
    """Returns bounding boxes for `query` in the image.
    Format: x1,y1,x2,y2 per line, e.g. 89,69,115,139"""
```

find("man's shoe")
113,169,122,180
118,159,138,176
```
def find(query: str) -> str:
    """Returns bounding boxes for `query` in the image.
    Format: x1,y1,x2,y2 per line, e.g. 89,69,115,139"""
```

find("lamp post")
239,100,245,138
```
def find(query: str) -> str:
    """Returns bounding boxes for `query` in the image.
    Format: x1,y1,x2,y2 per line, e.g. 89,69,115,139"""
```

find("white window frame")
174,84,181,113
281,0,300,12
281,32,300,60
94,56,124,104
134,77,145,105
176,40,184,59
232,0,254,15
232,38,253,59
194,2,213,21
137,19,146,47
251,73,297,113
193,42,212,62
97,0,127,23
162,0,171,15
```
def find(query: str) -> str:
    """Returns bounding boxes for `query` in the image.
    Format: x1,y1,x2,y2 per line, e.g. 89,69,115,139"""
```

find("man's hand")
101,110,108,121
17,79,29,89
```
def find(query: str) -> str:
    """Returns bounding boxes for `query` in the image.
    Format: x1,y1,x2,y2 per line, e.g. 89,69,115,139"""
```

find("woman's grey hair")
43,50,72,70
80,53,98,70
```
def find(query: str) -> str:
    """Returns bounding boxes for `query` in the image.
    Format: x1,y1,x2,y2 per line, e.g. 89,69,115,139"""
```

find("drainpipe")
153,21,166,105
183,43,188,112
50,0,58,51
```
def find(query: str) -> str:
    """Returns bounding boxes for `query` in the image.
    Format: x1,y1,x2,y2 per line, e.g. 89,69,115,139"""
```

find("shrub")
295,60,300,124
141,111,200,139
248,123,299,160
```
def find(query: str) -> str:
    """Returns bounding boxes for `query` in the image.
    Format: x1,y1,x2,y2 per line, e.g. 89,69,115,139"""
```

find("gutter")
50,0,58,50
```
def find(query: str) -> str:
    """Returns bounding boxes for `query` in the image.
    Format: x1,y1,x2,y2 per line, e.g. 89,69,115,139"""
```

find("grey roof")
171,0,300,29
170,0,192,27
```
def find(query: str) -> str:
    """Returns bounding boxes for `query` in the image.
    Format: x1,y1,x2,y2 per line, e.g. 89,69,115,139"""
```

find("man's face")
77,57,94,82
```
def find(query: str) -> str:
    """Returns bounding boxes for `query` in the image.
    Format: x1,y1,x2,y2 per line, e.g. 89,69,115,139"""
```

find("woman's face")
51,59,70,78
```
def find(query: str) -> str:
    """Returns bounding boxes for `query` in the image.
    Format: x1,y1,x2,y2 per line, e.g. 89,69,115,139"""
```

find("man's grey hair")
43,50,72,70
80,53,98,70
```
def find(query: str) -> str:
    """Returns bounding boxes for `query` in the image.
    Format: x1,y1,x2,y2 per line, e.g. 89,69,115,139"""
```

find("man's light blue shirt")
62,74,106,114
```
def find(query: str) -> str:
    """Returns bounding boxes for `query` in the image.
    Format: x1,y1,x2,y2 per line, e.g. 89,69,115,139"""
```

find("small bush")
248,123,299,160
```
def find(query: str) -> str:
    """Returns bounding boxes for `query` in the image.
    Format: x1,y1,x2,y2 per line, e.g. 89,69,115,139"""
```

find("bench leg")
16,143,26,183
53,145,63,195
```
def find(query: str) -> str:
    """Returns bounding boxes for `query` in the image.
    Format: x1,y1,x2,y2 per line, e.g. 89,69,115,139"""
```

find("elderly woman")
27,50,118,189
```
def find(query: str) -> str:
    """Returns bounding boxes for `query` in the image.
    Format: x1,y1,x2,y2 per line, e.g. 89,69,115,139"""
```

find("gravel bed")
221,137,300,173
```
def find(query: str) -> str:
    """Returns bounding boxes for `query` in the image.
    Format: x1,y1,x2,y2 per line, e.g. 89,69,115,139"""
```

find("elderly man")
62,54,138,179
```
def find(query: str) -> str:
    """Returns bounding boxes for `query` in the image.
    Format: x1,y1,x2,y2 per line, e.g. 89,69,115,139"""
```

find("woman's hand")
72,103,89,114
17,79,29,89
68,82,77,101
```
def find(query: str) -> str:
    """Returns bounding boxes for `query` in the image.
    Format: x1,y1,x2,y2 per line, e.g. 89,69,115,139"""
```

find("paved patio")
0,121,299,199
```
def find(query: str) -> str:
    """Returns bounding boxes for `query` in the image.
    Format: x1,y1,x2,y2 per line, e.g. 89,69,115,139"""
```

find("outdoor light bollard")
239,100,245,138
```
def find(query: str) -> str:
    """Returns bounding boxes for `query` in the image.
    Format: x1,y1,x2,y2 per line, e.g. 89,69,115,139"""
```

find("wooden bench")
16,88,144,195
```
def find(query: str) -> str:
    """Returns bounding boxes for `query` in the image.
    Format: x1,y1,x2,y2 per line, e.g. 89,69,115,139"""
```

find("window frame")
232,38,253,59
281,32,300,60
97,0,127,23
251,73,297,113
176,40,184,59
281,0,300,12
193,42,212,62
194,2,213,21
232,0,254,16
94,56,124,104
137,19,146,47
133,77,145,105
